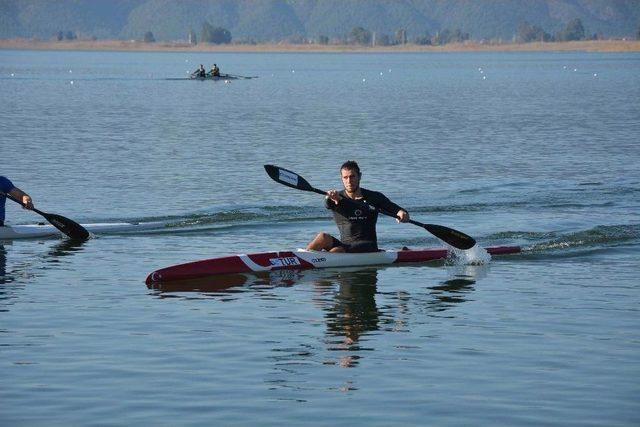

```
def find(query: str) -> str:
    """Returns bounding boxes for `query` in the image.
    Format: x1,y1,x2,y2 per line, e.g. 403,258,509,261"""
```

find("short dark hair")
340,160,361,176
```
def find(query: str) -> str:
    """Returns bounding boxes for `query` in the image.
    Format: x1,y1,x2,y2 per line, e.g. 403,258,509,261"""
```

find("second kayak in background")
0,221,168,240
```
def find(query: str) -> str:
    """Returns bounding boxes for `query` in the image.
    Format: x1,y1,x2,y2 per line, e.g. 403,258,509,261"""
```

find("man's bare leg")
307,232,344,252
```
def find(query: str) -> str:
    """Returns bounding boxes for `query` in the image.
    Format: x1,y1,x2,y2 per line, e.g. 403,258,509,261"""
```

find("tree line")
282,18,601,46
345,18,596,46
56,17,640,45
517,19,594,42
141,21,232,44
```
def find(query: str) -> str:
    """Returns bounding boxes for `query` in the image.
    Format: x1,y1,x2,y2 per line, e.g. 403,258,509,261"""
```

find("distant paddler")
0,176,34,226
191,64,206,78
209,64,221,77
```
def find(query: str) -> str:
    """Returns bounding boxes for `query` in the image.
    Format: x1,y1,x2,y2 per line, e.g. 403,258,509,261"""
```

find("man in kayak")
0,176,34,226
307,161,409,253
209,64,220,77
192,64,206,78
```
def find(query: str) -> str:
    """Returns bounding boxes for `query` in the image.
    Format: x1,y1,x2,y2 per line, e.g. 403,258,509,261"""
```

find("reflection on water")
325,269,380,341
0,239,87,306
428,276,476,310
147,269,304,295
149,264,488,369
319,269,379,368
0,244,15,311
427,265,488,312
46,238,87,259
0,244,8,284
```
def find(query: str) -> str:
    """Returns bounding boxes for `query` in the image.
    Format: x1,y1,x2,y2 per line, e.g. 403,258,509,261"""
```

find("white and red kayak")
146,245,521,284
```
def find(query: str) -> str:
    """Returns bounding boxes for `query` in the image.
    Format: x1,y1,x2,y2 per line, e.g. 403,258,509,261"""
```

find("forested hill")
1,0,638,42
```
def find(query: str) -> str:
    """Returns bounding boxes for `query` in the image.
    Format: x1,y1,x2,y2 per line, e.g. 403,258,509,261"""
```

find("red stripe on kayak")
486,246,521,255
395,248,449,263
395,245,521,263
145,251,317,284
146,255,254,283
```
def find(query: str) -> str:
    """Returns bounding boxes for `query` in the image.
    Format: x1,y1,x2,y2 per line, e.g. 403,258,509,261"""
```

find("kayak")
0,221,167,240
166,74,255,81
189,74,238,81
146,245,521,284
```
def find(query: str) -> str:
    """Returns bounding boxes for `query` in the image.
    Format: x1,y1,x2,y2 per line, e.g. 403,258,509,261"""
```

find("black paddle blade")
421,223,476,250
2,191,90,240
39,210,90,240
264,165,319,194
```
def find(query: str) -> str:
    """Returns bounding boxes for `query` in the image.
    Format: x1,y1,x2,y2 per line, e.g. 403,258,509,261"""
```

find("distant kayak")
165,74,257,81
146,245,521,284
0,221,167,240
190,74,238,81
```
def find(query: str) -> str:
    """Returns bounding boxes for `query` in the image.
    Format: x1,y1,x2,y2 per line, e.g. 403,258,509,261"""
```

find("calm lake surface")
1,49,639,426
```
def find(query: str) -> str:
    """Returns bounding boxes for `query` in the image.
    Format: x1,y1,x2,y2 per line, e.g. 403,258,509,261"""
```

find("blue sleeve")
0,176,15,193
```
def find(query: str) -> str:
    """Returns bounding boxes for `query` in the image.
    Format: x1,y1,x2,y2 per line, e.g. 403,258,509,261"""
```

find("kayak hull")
0,221,166,239
190,75,236,81
146,245,521,284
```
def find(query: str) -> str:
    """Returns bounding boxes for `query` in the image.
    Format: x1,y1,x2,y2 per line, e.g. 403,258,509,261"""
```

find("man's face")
341,168,360,193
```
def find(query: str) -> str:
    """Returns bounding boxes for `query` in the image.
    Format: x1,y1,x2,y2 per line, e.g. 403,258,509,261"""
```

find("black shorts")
330,236,378,253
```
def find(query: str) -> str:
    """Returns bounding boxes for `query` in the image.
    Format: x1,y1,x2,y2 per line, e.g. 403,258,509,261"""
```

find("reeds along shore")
1,38,639,53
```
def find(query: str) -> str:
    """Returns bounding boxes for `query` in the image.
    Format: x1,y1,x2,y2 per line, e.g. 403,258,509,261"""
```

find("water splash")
446,245,492,266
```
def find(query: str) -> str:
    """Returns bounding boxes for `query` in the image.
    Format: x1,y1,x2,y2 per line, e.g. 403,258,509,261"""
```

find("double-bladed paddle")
264,164,476,250
1,191,90,240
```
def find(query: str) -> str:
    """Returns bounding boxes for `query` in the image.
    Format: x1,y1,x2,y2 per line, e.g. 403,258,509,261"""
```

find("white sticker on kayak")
278,170,299,186
269,257,301,267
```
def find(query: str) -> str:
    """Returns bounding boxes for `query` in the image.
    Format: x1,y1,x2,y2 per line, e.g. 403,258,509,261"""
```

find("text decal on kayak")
279,170,299,187
269,257,301,267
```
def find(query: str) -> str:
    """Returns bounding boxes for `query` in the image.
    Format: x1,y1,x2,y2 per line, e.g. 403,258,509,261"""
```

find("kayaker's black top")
324,188,404,251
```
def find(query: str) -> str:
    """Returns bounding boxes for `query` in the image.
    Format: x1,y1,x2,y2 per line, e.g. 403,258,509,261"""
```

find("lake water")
1,49,639,426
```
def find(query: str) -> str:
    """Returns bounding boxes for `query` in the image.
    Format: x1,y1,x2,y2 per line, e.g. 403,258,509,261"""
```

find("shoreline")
1,38,639,53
